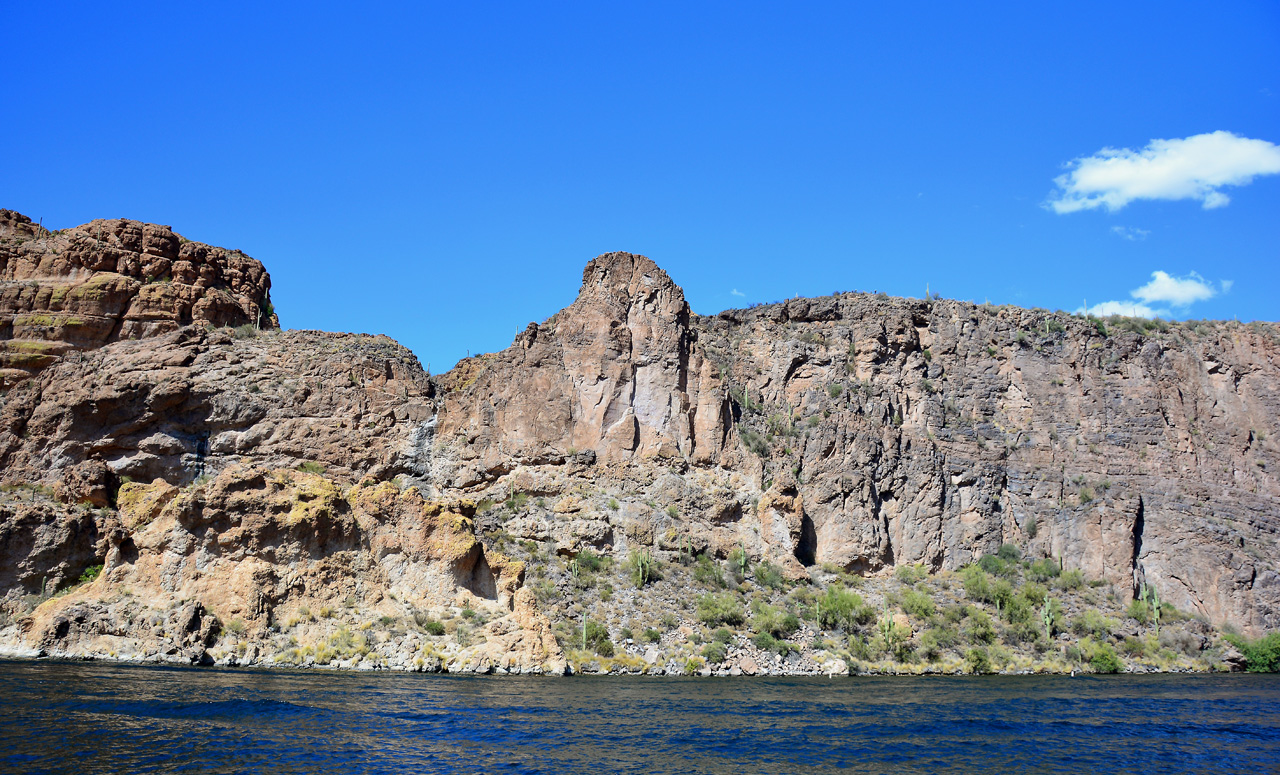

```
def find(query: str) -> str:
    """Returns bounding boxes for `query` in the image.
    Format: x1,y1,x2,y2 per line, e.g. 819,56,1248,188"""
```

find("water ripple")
1,661,1278,774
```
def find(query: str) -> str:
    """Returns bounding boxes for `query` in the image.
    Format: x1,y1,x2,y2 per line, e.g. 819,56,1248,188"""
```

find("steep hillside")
0,218,1276,675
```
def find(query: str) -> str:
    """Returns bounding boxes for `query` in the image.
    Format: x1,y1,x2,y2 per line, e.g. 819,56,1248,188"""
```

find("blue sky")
3,2,1278,370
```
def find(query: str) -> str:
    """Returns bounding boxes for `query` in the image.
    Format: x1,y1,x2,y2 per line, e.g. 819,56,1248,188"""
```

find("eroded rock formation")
0,209,276,387
0,213,1276,674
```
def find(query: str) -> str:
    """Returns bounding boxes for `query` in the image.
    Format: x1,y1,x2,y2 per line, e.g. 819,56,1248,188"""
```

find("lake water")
1,660,1277,774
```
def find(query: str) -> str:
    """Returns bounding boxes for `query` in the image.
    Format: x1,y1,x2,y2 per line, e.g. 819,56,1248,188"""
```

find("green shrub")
996,543,1021,562
1000,593,1032,625
1057,569,1086,590
1224,632,1280,672
752,631,794,655
919,627,957,661
642,627,662,643
962,566,995,603
296,461,325,474
701,642,727,664
693,556,726,588
423,619,445,636
1022,582,1048,606
574,549,604,573
894,564,927,584
965,609,995,644
1071,609,1116,640
711,627,734,644
1089,642,1123,673
1127,599,1151,624
966,647,992,674
583,620,614,656
817,586,874,631
1028,558,1060,582
753,561,786,590
77,565,103,585
697,593,745,626
740,429,769,457
901,588,935,619
753,602,800,638
992,579,1015,610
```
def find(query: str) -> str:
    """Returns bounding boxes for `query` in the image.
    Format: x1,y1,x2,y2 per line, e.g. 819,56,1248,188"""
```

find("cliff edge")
0,215,1276,676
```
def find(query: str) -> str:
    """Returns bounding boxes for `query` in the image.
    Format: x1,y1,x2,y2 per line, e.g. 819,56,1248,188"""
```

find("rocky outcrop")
0,217,1276,673
0,210,276,387
431,255,1279,635
436,252,734,478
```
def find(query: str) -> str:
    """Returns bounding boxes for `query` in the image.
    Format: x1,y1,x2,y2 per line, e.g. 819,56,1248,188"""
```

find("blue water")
2,660,1278,774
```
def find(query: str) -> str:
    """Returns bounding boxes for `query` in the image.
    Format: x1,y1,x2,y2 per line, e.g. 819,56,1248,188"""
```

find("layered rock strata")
0,209,276,387
0,214,1276,674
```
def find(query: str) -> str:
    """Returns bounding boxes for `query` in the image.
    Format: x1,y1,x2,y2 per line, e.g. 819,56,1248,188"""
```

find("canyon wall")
0,213,1276,672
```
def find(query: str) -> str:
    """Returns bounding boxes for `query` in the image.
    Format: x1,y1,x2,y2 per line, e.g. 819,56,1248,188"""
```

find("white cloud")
1077,300,1166,318
1047,131,1280,213
1111,226,1150,241
1076,270,1227,319
1132,270,1217,306
730,288,745,297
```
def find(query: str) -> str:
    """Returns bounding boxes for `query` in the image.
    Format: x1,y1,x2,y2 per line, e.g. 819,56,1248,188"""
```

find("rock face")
0,216,1277,673
437,252,733,474
0,210,276,387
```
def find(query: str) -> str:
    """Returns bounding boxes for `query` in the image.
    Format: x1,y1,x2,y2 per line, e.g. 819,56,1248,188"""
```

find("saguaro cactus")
1041,599,1056,641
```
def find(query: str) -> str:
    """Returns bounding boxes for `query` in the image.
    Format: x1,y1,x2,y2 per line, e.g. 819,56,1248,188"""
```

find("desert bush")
894,564,927,584
693,556,726,588
1028,558,1061,582
697,593,745,626
1021,582,1048,606
583,620,614,657
962,566,995,603
817,586,874,631
1057,568,1086,590
1158,629,1201,657
1002,593,1035,625
900,588,935,620
752,631,794,656
753,561,786,590
1089,642,1124,673
965,647,992,674
965,609,995,644
1223,632,1280,672
919,626,958,661
1071,609,1117,640
701,642,727,664
753,602,800,639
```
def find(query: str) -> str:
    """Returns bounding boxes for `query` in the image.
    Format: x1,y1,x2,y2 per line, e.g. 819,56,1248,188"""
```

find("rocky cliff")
0,210,276,388
0,214,1276,675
